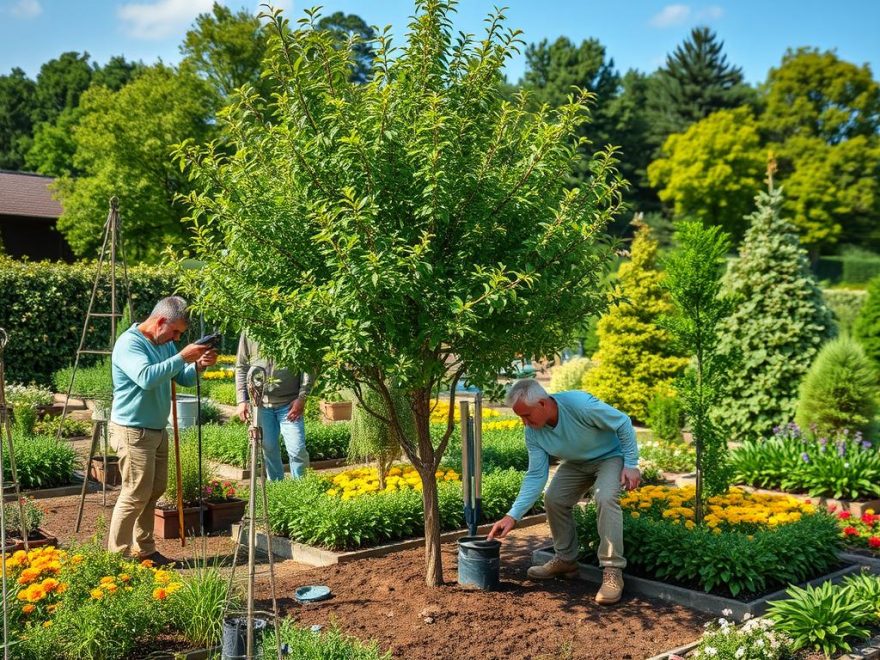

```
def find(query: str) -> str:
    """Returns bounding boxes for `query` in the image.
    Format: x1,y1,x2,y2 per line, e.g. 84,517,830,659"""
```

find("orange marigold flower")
47,604,58,614
71,554,84,564
118,573,131,583
25,586,45,603
12,550,27,562
140,559,155,568
55,583,68,595
18,568,40,585
41,578,59,592
21,604,35,614
152,587,167,600
103,583,118,593
100,576,115,584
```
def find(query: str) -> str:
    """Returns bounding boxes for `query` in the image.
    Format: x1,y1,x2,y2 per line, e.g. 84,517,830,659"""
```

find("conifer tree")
583,223,689,421
715,181,835,441
795,336,878,435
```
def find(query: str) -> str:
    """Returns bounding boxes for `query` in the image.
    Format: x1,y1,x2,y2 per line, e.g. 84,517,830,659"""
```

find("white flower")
734,648,745,659
721,608,733,617
742,612,752,621
718,618,729,627
704,648,717,657
755,638,765,648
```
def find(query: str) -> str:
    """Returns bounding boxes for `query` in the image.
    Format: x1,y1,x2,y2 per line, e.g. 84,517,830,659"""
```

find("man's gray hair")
149,296,189,322
505,379,550,407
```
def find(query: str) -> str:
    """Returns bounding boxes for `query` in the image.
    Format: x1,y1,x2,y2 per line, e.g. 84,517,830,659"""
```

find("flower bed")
576,485,842,599
835,506,880,555
263,467,538,551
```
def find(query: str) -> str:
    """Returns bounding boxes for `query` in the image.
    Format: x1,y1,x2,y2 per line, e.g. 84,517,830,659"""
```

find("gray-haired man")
107,296,217,565
487,379,640,605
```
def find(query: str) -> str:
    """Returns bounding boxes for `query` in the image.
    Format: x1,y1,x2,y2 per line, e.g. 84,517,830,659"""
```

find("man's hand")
180,343,211,364
196,349,218,370
237,402,250,423
486,515,517,541
287,398,305,422
620,467,641,491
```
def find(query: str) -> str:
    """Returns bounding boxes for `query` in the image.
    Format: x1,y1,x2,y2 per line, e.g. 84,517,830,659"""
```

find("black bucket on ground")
457,535,501,590
221,616,267,659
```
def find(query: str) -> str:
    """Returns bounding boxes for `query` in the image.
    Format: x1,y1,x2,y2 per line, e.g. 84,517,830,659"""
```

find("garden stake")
0,328,31,660
459,396,483,537
171,382,186,546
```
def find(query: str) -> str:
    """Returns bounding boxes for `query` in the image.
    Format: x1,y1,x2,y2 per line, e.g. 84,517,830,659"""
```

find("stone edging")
233,513,547,566
3,474,101,502
532,546,862,619
210,458,346,480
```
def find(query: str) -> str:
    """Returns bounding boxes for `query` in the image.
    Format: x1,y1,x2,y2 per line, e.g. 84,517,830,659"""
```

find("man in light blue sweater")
107,296,217,564
487,379,640,605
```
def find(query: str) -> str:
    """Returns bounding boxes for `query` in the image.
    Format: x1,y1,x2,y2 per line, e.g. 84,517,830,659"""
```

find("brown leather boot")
595,567,624,605
527,556,579,580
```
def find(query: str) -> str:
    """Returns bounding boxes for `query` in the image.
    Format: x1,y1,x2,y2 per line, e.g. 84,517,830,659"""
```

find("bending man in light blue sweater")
107,296,217,565
487,379,640,605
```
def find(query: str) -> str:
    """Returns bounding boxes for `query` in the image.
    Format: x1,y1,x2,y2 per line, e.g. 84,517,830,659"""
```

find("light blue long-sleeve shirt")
110,324,197,429
507,391,639,520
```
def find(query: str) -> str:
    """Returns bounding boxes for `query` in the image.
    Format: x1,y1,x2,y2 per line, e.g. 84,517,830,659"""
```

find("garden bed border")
532,546,862,619
4,473,100,502
233,512,547,566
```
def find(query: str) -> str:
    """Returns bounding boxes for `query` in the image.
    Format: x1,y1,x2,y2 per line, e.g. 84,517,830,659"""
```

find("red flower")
843,526,859,536
838,511,852,520
862,513,876,526
869,536,880,549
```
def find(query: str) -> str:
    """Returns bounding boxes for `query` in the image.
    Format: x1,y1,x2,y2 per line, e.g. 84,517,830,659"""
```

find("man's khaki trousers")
107,423,168,558
545,456,626,568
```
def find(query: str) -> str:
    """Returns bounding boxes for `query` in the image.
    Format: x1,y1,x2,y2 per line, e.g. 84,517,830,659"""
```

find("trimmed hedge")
440,424,529,472
0,258,175,385
823,288,867,334
816,255,880,285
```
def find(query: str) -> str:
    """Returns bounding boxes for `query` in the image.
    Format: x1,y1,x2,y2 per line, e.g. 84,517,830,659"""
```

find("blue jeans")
258,403,308,481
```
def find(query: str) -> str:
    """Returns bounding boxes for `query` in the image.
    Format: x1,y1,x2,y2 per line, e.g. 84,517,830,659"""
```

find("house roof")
0,170,62,219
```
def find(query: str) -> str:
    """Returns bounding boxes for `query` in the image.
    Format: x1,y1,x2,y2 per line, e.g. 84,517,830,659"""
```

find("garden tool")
170,382,186,546
460,394,483,537
193,331,221,539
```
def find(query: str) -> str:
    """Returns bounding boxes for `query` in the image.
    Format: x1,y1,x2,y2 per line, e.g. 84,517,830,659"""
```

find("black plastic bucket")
457,535,501,590
221,616,267,659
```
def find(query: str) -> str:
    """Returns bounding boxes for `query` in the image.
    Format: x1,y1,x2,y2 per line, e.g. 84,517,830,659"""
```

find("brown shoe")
595,567,624,605
527,556,579,580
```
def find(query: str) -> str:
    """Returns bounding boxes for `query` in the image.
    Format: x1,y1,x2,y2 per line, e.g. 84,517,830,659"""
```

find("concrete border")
532,546,862,619
233,513,547,566
841,551,880,571
210,458,346,480
3,474,101,502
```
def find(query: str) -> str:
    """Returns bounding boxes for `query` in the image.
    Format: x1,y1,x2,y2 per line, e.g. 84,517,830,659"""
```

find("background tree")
795,336,878,436
715,183,835,442
661,221,735,519
582,223,688,421
54,65,214,261
853,275,880,368
30,51,93,126
176,3,623,586
0,68,36,169
648,107,764,242
316,11,377,84
646,26,754,155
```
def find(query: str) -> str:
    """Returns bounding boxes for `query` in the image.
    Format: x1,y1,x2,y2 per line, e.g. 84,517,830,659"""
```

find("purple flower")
773,426,781,435
862,440,873,449
801,452,810,463
837,441,847,457
818,437,828,446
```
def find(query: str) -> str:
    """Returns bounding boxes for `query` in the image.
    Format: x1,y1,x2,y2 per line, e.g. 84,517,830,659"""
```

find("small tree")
583,223,689,421
661,221,735,521
715,183,835,441
176,2,623,586
853,275,880,368
795,336,878,435
349,385,409,489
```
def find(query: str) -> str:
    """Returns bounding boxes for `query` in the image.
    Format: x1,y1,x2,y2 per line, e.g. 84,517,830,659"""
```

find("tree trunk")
419,466,443,587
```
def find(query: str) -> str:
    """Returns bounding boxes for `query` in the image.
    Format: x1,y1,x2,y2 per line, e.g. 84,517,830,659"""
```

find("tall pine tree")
646,26,754,155
715,181,835,441
582,223,689,421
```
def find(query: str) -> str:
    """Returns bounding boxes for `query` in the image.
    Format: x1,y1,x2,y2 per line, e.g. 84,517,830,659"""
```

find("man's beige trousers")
107,422,169,557
544,456,626,568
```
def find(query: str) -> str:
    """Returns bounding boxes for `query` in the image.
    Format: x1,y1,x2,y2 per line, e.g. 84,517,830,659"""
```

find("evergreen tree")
583,223,689,421
0,67,36,170
715,185,836,441
853,275,880,367
795,336,878,436
646,26,754,155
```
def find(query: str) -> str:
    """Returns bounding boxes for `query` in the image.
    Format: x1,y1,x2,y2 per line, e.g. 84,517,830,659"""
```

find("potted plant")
202,479,246,532
154,439,210,539
319,391,352,423
88,446,121,487
3,497,57,550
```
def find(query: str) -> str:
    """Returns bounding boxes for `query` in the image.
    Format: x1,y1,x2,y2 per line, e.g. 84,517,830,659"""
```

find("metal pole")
474,392,483,527
170,383,185,546
459,401,471,530
246,367,266,660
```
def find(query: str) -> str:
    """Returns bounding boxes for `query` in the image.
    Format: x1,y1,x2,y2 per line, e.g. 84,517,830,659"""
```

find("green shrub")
6,434,78,489
441,424,529,472
583,224,689,421
33,415,91,438
3,496,44,536
854,274,880,367
548,357,592,393
0,258,174,386
842,570,880,621
199,398,223,425
576,503,841,598
731,425,880,500
639,437,695,473
349,386,408,483
52,361,113,403
5,383,54,436
824,288,867,334
766,580,873,656
646,393,683,444
264,469,538,550
307,421,351,461
716,188,836,442
206,381,237,405
795,336,878,435
817,254,880,285
262,620,390,660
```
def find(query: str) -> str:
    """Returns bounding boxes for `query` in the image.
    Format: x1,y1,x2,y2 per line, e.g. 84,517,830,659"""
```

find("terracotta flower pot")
89,455,121,487
204,498,247,532
153,505,205,539
320,400,351,423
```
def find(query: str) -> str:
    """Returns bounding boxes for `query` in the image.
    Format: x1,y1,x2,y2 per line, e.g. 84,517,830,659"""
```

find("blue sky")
1,0,878,85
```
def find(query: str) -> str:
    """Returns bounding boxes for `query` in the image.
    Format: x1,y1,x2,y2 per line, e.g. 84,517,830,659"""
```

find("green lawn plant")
715,186,836,442
795,336,879,436
583,223,689,422
547,357,592,393
661,221,736,519
175,1,623,586
167,562,241,647
766,580,874,656
261,620,390,660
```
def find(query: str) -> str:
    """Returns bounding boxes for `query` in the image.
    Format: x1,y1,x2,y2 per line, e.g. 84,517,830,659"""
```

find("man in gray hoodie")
235,333,312,480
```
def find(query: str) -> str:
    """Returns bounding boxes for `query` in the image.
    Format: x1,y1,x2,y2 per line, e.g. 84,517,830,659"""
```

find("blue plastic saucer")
295,585,332,603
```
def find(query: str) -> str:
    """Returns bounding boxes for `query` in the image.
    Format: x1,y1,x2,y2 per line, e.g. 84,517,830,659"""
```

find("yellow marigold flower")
21,604,35,614
166,582,182,594
118,574,130,583
12,550,26,562
55,583,67,595
630,512,640,519
25,586,45,603
153,587,167,600
685,520,695,530
100,576,115,584
42,621,52,628
41,578,59,592
154,570,172,585
103,583,118,593
90,588,104,600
